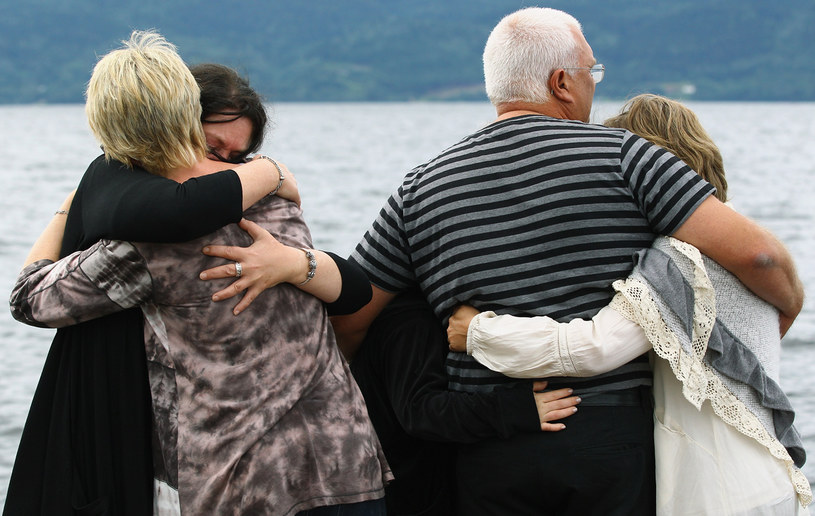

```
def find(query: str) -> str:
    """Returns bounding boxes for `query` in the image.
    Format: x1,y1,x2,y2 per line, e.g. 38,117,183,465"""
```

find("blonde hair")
605,94,728,201
85,30,206,175
484,7,583,106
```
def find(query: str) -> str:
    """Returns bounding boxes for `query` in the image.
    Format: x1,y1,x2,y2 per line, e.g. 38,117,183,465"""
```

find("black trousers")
456,388,656,516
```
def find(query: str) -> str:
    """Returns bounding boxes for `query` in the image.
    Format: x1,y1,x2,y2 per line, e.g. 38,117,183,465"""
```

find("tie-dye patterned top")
11,195,392,515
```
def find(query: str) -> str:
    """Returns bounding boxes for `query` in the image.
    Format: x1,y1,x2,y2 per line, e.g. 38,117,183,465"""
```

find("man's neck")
494,101,574,122
495,109,543,122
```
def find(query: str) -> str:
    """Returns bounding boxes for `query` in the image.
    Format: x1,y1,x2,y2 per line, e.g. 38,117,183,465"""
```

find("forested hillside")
1,0,813,103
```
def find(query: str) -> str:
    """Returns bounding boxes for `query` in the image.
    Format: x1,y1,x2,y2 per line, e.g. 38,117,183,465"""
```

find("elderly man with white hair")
331,5,803,514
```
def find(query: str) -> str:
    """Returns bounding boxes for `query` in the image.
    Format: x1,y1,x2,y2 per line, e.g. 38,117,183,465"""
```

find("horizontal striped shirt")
352,114,714,394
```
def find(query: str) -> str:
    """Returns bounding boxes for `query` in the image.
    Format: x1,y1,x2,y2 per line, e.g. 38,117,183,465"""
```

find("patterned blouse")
11,195,392,515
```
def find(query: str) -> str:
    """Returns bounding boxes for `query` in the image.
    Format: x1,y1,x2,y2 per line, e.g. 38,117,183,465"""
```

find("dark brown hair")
191,63,268,159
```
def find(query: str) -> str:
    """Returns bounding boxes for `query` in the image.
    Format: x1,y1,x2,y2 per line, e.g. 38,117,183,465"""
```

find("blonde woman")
447,94,810,515
10,31,390,515
4,51,305,516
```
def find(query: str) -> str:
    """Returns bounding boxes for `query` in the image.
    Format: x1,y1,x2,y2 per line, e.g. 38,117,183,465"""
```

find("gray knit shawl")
609,237,810,505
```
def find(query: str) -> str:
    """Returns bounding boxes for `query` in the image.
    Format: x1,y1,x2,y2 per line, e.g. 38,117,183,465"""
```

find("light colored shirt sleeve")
10,240,151,328
466,304,651,378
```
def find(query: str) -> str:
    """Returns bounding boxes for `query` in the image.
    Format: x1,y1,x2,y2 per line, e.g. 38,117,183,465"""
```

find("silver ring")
234,261,242,278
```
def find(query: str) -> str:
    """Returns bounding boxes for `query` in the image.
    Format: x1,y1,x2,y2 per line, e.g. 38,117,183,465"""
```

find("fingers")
532,380,549,392
542,395,581,413
204,280,262,316
540,406,580,432
238,218,268,241
231,287,261,315
447,304,478,352
447,326,466,351
539,405,579,432
540,422,567,432
451,304,479,320
202,244,244,262
537,387,577,402
534,387,581,431
199,219,285,315
201,218,259,263
210,280,244,302
200,262,242,281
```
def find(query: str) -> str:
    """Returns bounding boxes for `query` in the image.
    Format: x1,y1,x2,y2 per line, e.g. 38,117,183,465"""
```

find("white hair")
483,7,583,106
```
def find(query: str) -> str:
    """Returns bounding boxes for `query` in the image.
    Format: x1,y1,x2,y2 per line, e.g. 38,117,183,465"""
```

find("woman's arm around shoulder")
77,154,299,243
447,303,651,378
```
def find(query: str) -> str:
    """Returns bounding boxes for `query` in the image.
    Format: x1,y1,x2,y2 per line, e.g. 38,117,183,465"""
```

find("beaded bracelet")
298,248,318,286
54,210,68,215
256,155,285,196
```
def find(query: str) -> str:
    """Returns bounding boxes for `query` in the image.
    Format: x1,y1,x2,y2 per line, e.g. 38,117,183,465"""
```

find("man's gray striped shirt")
352,114,714,394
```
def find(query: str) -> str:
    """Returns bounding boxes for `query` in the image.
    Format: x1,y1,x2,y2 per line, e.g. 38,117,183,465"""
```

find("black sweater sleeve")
323,252,373,316
351,293,540,444
66,156,243,252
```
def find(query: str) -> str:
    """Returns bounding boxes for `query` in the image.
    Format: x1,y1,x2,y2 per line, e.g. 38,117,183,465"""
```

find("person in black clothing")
3,44,366,515
350,289,580,516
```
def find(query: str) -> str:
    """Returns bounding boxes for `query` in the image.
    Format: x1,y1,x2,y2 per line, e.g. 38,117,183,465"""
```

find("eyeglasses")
209,148,249,165
563,63,605,84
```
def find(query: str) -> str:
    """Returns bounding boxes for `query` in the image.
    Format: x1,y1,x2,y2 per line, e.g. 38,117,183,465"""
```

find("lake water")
1,101,814,503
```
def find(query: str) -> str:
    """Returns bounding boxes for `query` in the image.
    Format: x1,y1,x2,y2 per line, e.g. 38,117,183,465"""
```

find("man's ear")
548,69,574,103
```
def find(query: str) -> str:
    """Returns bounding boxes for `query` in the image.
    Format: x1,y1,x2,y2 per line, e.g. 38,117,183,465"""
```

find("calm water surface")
1,101,814,502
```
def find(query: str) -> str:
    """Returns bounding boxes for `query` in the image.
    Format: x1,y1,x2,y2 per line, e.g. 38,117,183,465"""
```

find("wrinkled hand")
532,381,580,431
199,219,301,315
447,304,480,352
